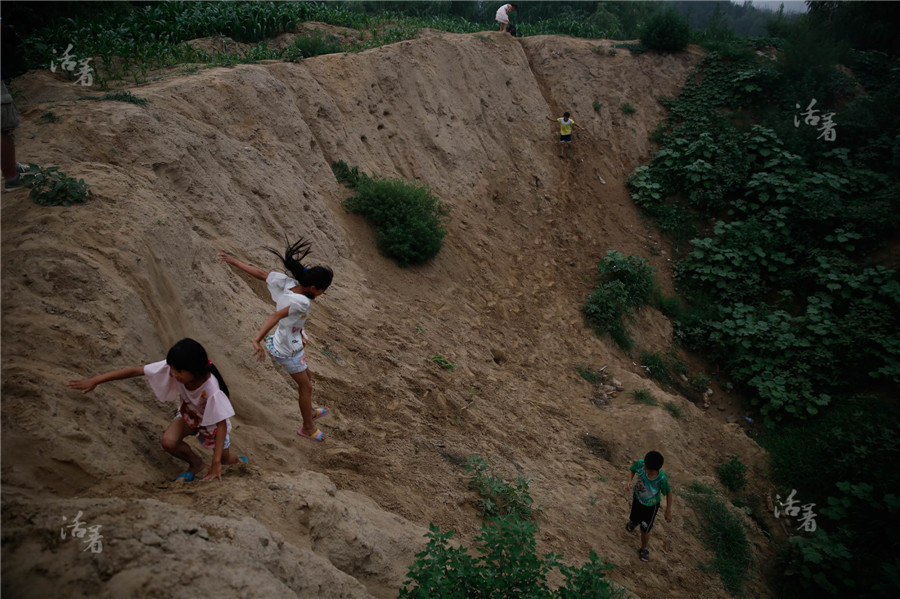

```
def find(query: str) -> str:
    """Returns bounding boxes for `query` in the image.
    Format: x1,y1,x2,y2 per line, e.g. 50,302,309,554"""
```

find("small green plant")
21,164,93,207
39,111,61,124
592,100,603,112
608,47,617,56
632,389,657,406
576,364,606,384
465,455,535,521
431,354,455,371
341,167,450,267
664,401,684,418
620,103,636,114
690,372,712,395
717,455,748,492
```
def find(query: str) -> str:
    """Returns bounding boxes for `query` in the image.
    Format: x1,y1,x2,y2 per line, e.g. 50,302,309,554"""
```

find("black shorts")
629,495,661,532
559,134,572,143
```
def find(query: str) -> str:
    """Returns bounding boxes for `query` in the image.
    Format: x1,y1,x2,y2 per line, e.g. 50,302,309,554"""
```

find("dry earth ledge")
2,30,774,599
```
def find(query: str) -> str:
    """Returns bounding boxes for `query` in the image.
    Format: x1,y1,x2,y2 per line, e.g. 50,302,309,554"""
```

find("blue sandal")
173,471,196,482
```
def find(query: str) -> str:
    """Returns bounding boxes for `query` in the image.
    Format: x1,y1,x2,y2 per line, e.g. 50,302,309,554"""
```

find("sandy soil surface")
3,30,777,598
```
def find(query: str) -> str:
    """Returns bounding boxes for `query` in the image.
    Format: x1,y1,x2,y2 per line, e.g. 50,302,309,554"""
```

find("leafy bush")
399,518,627,599
641,9,691,53
583,281,633,350
283,28,343,61
431,354,455,371
465,455,535,521
620,103,636,114
717,455,748,492
341,168,450,267
683,489,752,595
331,160,363,188
21,164,93,206
639,351,674,385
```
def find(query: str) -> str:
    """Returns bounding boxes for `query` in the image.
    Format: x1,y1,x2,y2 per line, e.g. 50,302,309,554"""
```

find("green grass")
431,354,455,371
621,103,636,114
576,364,607,384
683,489,752,595
664,401,684,418
717,455,748,492
632,389,657,406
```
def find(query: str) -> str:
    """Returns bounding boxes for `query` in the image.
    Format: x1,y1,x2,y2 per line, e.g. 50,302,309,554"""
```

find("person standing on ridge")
496,3,517,33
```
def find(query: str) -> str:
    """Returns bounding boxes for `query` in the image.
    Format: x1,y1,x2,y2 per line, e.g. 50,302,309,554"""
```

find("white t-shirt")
144,361,234,435
496,3,512,24
266,271,311,358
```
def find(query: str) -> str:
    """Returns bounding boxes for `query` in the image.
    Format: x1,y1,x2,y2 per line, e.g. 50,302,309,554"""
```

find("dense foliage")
21,164,92,206
640,9,691,53
582,250,660,350
399,456,626,599
335,162,450,267
628,6,900,595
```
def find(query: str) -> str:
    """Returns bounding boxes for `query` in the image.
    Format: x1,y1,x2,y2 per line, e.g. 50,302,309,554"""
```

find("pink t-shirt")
144,361,234,435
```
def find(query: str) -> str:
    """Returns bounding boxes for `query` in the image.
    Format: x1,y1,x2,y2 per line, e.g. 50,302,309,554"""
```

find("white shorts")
265,335,308,374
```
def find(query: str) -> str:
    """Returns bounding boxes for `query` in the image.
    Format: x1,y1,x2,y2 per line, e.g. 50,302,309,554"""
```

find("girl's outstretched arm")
218,252,268,281
67,366,145,393
252,307,290,361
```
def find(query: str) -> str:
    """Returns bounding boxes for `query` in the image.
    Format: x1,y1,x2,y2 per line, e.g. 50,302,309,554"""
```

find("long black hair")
266,235,333,290
166,338,229,396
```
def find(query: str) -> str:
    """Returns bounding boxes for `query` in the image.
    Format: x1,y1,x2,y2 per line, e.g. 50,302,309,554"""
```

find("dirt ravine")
2,30,773,598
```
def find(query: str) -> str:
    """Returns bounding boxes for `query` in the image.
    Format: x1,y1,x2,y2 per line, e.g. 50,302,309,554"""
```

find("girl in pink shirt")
68,338,244,482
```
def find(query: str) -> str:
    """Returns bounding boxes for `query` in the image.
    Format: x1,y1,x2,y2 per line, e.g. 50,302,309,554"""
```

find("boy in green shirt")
624,450,673,562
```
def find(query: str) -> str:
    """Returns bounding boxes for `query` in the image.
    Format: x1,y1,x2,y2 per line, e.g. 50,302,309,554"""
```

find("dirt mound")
2,30,773,598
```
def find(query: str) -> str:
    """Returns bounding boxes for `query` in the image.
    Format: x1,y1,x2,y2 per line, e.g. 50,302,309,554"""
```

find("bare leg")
290,369,316,436
1,131,16,180
161,417,205,473
641,530,651,551
220,447,241,466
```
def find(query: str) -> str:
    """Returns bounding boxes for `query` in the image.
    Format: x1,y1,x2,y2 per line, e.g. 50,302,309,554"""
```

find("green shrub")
582,281,633,350
465,455,535,521
639,351,674,385
593,100,603,112
717,455,748,492
330,160,363,188
632,389,657,406
342,171,450,267
620,103,636,114
21,164,93,206
641,9,691,53
283,28,343,61
399,518,627,599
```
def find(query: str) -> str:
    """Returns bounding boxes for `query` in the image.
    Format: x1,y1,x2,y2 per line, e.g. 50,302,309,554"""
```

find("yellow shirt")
558,118,574,135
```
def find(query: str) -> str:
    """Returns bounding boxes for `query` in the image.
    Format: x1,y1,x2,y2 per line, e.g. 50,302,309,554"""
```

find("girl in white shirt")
219,237,333,442
495,3,517,33
68,338,244,482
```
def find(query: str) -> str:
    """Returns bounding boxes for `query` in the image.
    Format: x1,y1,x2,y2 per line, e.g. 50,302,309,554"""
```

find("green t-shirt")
630,459,671,506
